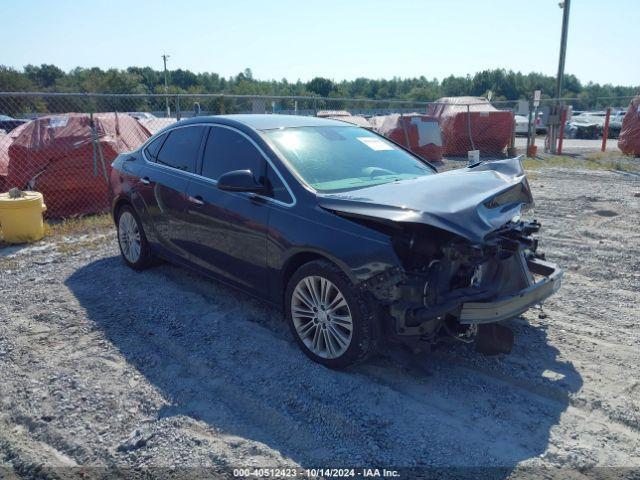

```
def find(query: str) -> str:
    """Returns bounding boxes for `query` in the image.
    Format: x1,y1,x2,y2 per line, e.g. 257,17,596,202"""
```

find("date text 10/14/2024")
233,468,400,478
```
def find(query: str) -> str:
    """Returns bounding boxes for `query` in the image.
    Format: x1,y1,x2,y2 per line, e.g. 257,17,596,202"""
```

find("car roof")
178,114,357,131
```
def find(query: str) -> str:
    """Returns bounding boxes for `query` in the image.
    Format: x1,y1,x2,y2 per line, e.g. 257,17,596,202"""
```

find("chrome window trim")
140,122,297,208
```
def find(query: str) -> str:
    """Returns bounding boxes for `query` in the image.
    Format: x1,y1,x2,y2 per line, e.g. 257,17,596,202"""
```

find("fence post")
531,103,540,154
466,104,475,152
399,112,411,150
508,109,516,156
601,107,612,152
557,106,567,155
175,95,181,121
526,100,533,157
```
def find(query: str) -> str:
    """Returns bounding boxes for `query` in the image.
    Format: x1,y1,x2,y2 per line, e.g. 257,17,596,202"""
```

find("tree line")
0,64,637,115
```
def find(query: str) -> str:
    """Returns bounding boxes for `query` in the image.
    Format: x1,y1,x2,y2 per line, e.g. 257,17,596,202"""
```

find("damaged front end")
321,157,563,354
383,219,562,354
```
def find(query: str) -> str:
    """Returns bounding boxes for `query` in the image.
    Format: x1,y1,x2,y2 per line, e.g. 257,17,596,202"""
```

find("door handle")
188,195,205,206
140,176,151,185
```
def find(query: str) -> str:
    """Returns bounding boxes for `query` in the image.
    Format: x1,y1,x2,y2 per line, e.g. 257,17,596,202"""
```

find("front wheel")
285,260,379,368
116,205,153,270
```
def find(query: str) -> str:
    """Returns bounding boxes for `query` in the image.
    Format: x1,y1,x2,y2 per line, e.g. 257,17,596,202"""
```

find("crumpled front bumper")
459,258,563,324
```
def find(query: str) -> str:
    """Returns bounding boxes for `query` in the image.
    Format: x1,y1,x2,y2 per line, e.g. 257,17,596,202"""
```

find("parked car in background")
316,110,372,128
564,110,625,139
126,112,157,120
565,113,603,139
607,110,626,139
0,114,28,133
136,116,178,134
514,114,529,135
534,112,547,134
514,112,545,136
109,114,562,368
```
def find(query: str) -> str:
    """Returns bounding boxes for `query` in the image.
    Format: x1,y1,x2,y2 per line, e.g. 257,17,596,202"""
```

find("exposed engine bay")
320,157,563,354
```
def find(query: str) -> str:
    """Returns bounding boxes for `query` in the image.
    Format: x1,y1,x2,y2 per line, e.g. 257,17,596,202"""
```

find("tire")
116,205,153,270
285,260,380,368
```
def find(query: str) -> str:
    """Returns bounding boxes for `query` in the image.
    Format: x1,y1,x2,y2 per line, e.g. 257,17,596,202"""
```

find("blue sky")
3,0,638,85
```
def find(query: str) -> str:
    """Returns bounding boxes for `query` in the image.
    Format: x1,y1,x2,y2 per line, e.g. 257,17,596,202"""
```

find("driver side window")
201,127,266,181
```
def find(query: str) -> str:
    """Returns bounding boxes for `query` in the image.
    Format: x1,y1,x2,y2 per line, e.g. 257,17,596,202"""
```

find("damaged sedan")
109,115,562,368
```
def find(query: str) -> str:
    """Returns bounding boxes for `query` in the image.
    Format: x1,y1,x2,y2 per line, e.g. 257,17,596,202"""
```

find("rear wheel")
116,205,153,270
285,260,379,368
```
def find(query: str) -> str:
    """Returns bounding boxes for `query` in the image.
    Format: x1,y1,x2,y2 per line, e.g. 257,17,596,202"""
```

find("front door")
185,126,271,297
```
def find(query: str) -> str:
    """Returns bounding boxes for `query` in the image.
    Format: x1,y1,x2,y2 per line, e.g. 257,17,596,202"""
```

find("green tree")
306,77,335,97
24,64,64,89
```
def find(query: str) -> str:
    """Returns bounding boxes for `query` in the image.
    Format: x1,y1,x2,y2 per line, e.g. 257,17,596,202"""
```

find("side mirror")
217,169,265,193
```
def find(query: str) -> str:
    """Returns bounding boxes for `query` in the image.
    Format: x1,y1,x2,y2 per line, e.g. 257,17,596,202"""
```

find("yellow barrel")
0,191,47,243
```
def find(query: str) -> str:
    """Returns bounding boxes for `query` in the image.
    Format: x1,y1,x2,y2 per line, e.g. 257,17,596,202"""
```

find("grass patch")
47,213,114,254
523,154,640,173
45,213,113,238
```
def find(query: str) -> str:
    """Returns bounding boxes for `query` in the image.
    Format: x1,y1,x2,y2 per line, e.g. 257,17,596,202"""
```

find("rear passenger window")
201,127,266,180
143,132,167,161
155,126,205,173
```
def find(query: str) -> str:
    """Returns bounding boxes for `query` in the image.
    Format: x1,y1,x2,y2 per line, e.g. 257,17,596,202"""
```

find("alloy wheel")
291,275,353,359
118,211,142,263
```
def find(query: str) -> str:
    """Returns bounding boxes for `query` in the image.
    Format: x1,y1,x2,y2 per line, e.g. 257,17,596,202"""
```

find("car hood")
318,157,532,244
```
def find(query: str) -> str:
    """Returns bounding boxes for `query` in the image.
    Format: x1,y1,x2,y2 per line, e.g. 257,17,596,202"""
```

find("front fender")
267,205,402,303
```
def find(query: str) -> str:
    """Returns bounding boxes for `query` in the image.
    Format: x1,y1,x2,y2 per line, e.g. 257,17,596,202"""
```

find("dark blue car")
109,115,562,368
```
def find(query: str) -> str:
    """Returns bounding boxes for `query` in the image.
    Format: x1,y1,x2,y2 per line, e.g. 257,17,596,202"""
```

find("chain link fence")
0,92,636,218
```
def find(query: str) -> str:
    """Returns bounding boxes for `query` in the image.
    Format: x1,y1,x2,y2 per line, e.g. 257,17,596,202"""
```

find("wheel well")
281,252,330,302
112,198,131,223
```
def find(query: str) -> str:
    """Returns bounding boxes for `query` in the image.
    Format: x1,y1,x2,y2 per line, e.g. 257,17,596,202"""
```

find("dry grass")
523,154,640,173
45,213,113,237
47,214,114,254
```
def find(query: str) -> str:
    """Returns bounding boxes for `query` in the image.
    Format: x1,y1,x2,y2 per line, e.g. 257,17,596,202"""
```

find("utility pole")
550,0,571,153
162,53,170,117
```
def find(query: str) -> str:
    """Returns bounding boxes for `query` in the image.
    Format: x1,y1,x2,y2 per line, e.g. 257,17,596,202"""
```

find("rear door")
138,125,207,260
185,125,274,297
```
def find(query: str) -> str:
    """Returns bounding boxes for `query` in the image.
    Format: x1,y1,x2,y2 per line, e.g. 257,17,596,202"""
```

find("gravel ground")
0,167,639,479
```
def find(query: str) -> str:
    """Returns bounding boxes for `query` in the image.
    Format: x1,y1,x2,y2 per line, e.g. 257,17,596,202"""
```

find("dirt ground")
0,166,639,479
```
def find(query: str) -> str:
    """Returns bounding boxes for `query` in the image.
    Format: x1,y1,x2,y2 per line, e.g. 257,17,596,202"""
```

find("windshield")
265,126,434,192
